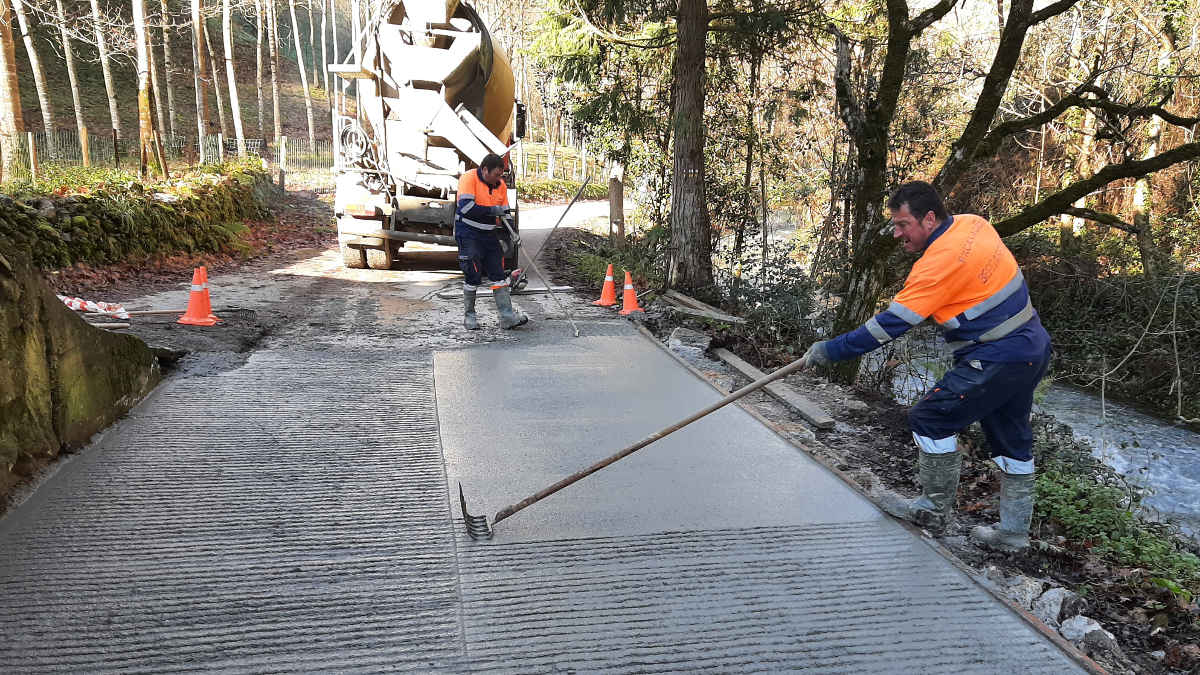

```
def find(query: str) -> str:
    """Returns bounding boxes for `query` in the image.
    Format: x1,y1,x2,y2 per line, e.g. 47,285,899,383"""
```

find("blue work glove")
488,205,509,216
801,340,831,368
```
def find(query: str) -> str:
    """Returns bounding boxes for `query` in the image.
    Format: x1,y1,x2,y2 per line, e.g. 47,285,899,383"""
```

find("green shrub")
568,223,670,290
1036,464,1200,588
519,178,608,203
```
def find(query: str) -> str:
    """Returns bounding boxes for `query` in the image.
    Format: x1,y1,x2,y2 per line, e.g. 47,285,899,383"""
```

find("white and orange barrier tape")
57,295,130,320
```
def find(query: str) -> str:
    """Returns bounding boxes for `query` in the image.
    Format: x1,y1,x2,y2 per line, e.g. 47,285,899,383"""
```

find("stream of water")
1036,385,1200,539
878,340,1200,540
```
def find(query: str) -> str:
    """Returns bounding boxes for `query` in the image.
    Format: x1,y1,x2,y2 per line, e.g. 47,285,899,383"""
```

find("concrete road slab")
438,334,883,541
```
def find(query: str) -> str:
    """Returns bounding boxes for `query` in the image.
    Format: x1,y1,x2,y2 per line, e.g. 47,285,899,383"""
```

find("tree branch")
993,141,1200,235
1085,98,1200,128
967,81,1098,159
936,0,1048,193
1029,0,1079,25
569,0,676,49
1061,207,1141,234
906,0,960,36
827,23,863,137
873,0,915,130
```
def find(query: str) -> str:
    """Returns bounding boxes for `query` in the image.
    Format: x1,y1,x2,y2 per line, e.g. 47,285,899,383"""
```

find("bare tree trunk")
133,0,157,177
289,0,317,147
223,0,247,155
148,20,168,148
667,0,713,290
319,0,328,94
0,0,24,182
204,21,230,139
192,0,211,156
267,0,282,141
161,0,177,141
255,0,265,137
91,0,122,140
330,0,337,64
53,0,85,139
307,1,317,85
10,0,56,133
732,54,761,283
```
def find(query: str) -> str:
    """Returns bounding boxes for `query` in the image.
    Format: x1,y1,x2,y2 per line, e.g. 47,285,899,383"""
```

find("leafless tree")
10,0,56,133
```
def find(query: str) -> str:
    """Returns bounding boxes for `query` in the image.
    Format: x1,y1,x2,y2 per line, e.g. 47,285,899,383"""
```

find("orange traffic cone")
593,263,618,306
177,268,219,326
200,267,220,322
618,271,644,315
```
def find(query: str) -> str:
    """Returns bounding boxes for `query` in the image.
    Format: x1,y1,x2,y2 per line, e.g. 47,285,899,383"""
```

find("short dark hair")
480,153,505,172
888,181,948,222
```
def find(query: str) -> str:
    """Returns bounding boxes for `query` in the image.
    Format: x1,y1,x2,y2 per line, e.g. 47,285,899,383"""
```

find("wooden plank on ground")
712,348,835,430
667,305,746,324
664,289,726,314
661,291,746,324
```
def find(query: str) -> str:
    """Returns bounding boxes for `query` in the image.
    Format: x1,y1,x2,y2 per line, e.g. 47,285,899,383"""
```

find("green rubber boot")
493,286,528,329
463,289,480,330
971,472,1035,552
875,450,962,533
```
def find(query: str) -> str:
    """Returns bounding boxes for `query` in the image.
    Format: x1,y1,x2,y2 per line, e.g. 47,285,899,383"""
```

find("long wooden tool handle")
492,354,809,525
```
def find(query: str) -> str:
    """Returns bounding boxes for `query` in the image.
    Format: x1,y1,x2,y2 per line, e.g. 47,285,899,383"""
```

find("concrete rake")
459,354,812,539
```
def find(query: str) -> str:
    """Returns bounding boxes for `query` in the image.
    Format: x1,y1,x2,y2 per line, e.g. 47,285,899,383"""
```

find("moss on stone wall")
0,247,160,482
0,164,277,269
0,164,272,499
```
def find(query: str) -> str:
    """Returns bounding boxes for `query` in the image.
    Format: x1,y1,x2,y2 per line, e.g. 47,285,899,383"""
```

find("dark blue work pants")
908,346,1051,472
455,223,506,290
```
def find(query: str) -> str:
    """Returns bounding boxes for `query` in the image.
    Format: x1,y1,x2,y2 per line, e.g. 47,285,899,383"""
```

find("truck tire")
366,245,393,270
341,243,367,269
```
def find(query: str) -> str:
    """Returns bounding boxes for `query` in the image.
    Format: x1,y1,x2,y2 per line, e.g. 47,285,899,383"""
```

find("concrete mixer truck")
329,0,526,270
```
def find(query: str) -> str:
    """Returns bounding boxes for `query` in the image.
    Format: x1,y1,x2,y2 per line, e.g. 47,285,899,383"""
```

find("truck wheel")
366,245,393,270
342,243,367,269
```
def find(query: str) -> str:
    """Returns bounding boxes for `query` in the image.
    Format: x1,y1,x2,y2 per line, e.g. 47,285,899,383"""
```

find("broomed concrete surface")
0,209,1083,670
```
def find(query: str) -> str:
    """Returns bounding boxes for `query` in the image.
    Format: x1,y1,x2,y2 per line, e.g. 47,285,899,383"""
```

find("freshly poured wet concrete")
438,334,879,540
437,333,1085,672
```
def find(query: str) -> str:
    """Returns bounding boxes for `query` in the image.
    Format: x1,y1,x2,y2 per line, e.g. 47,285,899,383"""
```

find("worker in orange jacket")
801,181,1052,552
455,153,527,330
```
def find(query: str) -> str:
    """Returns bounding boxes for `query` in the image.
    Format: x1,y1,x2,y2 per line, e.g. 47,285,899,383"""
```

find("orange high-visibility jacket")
456,169,509,231
826,214,1050,363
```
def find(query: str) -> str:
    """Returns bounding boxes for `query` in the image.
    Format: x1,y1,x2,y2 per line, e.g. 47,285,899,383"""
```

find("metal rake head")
458,483,493,540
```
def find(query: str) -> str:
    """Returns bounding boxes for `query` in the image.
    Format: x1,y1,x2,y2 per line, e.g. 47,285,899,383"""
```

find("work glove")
488,205,509,216
801,340,831,368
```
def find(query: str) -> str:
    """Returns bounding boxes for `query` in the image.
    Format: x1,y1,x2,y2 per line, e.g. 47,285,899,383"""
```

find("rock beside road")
1,251,160,507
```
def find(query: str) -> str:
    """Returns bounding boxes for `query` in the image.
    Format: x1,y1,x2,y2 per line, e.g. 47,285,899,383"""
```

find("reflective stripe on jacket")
456,169,508,231
826,214,1049,363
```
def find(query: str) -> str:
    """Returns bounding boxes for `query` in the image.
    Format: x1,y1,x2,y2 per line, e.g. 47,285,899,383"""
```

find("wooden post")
27,132,38,182
278,135,287,188
80,126,90,167
112,128,120,168
609,162,625,249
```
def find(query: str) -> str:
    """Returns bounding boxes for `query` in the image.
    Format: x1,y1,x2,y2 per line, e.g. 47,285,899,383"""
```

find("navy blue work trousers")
908,346,1052,464
455,223,506,289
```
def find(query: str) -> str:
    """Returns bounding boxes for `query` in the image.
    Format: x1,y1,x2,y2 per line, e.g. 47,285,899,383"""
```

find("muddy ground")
15,193,1199,673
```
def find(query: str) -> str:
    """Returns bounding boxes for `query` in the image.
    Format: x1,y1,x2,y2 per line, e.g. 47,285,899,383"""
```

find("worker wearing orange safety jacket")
455,153,527,331
800,181,1052,553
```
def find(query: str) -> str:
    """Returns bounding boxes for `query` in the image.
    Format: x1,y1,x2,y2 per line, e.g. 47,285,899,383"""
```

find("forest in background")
3,0,1198,421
